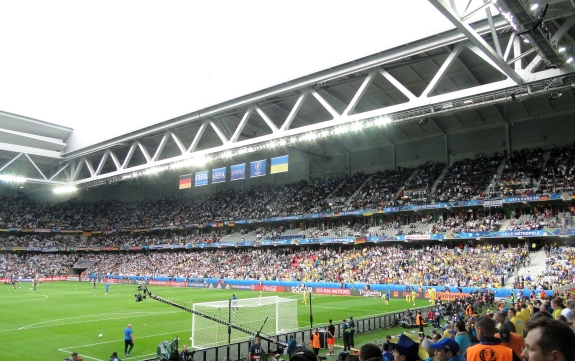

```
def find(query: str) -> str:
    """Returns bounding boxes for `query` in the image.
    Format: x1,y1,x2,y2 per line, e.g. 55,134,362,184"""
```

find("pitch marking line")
59,330,190,361
1,310,182,333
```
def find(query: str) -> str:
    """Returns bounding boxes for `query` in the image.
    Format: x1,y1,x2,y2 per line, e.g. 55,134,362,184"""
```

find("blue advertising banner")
230,163,245,181
194,170,208,187
250,159,266,178
211,167,226,184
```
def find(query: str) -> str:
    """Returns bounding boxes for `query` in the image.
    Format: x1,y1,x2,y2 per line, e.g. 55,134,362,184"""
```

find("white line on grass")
0,294,49,303
59,330,190,361
7,310,182,332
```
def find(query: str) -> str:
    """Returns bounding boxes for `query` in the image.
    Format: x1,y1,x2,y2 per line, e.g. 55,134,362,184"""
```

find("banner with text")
230,163,246,181
211,167,226,184
194,170,208,187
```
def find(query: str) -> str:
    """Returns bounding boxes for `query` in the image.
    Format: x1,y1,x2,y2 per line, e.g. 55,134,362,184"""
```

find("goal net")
191,296,299,348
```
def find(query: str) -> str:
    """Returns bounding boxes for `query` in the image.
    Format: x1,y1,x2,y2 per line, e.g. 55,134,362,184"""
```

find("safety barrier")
141,304,440,361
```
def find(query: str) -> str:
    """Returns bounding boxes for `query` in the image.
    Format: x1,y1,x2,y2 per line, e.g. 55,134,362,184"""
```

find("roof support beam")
525,54,543,74
209,119,230,146
310,89,340,119
484,3,502,57
71,159,84,181
230,107,254,143
428,0,522,84
49,162,70,181
551,17,575,44
136,141,151,163
169,131,187,155
422,44,464,97
84,157,95,177
0,153,23,172
343,70,376,116
152,132,170,161
109,150,122,171
121,142,138,169
280,91,309,132
95,150,110,176
503,32,516,61
23,154,48,180
379,68,417,100
188,120,209,153
254,106,279,134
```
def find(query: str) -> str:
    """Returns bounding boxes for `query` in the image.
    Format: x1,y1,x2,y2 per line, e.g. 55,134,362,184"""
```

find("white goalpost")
191,296,299,348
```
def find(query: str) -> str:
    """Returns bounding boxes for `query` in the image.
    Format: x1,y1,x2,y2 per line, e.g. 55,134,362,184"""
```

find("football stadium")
1,1,575,361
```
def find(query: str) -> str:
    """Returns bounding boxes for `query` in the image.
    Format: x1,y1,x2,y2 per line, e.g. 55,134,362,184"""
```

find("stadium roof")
0,0,574,189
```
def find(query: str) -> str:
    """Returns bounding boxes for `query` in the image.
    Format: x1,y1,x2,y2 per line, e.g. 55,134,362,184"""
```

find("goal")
191,296,299,348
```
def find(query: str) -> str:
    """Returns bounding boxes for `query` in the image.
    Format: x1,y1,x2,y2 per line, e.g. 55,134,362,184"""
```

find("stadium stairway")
349,174,374,199
430,163,449,194
504,248,547,287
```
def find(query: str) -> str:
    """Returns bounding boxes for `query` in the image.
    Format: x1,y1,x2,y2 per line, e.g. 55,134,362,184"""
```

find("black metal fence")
145,303,439,361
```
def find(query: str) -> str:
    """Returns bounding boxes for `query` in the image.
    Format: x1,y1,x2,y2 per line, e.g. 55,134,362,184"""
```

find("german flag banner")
179,174,192,189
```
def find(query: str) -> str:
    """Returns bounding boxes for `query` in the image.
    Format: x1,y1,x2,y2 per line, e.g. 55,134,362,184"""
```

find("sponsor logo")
358,290,382,297
263,285,285,292
315,288,351,295
231,284,253,290
187,283,207,288
291,286,313,293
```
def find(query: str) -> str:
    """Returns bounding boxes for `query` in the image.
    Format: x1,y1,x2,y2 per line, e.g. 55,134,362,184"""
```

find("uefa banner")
270,155,289,174
211,167,226,184
194,170,208,187
250,159,266,178
230,163,245,181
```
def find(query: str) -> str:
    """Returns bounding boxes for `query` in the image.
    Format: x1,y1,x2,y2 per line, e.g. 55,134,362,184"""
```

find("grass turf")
0,282,433,361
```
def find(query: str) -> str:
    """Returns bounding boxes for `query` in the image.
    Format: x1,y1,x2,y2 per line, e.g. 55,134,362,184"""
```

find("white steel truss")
1,12,575,187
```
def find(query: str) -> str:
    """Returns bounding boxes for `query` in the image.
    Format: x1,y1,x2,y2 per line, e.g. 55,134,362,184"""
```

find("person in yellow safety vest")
310,328,321,356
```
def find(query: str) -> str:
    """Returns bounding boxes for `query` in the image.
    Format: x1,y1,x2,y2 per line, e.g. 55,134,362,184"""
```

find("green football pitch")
0,282,430,361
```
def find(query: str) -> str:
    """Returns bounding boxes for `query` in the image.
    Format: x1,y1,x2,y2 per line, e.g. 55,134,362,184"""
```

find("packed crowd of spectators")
1,243,531,289
347,167,414,209
434,152,502,202
506,212,574,231
0,147,573,239
539,143,575,194
540,246,575,289
500,148,544,187
431,214,502,234
403,161,446,202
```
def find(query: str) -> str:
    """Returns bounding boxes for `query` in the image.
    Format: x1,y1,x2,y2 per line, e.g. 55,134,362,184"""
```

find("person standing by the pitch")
348,316,355,348
341,319,350,352
124,324,134,357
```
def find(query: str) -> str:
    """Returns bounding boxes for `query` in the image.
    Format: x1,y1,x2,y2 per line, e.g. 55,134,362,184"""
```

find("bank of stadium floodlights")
135,285,285,361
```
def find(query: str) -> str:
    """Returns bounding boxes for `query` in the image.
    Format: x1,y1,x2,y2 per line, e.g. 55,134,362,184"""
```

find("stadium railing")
140,304,439,361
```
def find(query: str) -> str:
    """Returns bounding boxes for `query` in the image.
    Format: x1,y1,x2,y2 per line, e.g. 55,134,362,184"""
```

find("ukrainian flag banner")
270,155,289,174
